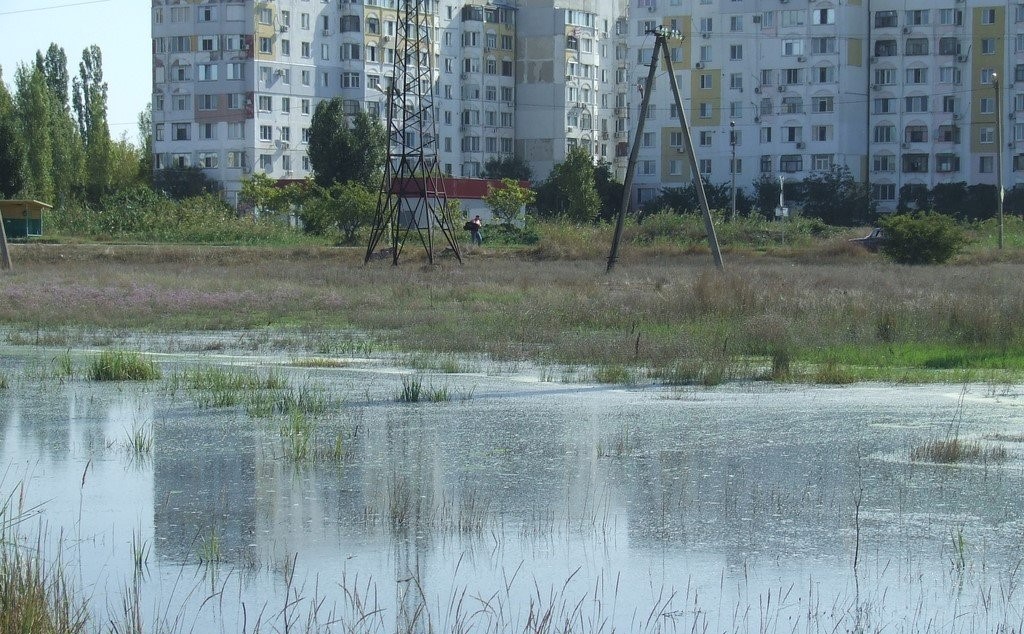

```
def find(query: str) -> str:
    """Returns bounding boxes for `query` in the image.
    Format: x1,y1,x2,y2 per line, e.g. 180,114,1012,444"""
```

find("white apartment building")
152,0,1024,214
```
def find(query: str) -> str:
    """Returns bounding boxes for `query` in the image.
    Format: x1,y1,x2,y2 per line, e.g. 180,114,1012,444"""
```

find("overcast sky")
0,0,151,142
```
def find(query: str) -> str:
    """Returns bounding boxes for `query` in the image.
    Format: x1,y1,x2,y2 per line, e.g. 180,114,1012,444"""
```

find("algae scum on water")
1,335,1023,633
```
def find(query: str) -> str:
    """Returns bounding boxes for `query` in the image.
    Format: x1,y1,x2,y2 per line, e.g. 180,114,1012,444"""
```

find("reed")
910,437,1009,464
86,350,161,382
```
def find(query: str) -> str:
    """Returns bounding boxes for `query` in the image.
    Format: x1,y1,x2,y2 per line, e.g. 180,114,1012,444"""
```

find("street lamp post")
994,72,1004,249
729,120,737,221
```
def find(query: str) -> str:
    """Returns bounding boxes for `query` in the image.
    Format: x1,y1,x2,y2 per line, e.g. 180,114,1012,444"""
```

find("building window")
980,127,995,144
258,96,272,112
812,97,833,113
699,131,713,146
760,155,773,173
700,73,713,89
905,39,928,56
901,154,928,172
939,9,963,26
872,154,895,172
812,154,832,171
874,40,897,57
981,8,996,24
699,159,712,174
872,184,896,201
811,9,834,25
197,152,218,169
260,125,273,141
780,155,803,173
260,154,273,172
730,45,743,60
874,10,897,28
905,68,927,84
172,123,190,141
935,154,960,172
904,125,927,143
980,97,994,114
979,156,994,172
938,38,960,56
873,125,895,143
981,38,996,55
259,37,272,54
903,96,928,113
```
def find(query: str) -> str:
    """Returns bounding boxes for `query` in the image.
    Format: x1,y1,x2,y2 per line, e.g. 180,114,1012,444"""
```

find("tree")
931,182,968,219
0,70,25,198
800,165,871,226
484,178,535,225
137,104,153,184
645,179,732,216
72,45,112,204
239,172,291,216
880,212,965,265
152,166,220,201
897,183,929,212
38,44,84,206
14,64,55,203
481,154,532,181
537,146,600,222
298,181,376,243
593,162,623,222
307,100,386,188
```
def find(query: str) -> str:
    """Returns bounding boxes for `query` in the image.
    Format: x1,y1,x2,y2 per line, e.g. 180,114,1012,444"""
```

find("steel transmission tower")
365,0,462,265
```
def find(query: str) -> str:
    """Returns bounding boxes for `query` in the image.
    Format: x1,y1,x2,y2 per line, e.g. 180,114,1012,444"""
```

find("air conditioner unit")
901,26,911,34
567,125,575,132
952,113,961,120
1010,112,1017,120
778,84,786,92
279,25,289,32
382,35,391,42
322,29,330,36
901,142,910,149
754,86,762,94
872,84,880,90
274,69,285,76
797,55,806,62
956,54,968,62
701,32,710,39
695,62,705,69
754,116,761,123
796,142,805,149
752,15,762,23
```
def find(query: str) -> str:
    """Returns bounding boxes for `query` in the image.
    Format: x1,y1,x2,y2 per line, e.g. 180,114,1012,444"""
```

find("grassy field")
2,227,1023,383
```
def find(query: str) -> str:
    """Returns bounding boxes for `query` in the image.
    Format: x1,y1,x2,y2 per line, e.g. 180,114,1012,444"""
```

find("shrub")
880,212,966,265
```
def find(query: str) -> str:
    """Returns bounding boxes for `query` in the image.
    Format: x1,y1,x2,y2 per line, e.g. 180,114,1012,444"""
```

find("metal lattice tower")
365,0,462,265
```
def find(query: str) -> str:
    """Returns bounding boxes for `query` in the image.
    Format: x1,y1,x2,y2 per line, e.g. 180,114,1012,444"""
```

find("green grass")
396,376,423,402
0,373,7,389
910,437,1009,464
86,350,161,382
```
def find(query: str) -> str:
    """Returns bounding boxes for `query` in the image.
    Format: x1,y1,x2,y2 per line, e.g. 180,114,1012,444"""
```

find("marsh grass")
0,373,8,389
121,422,154,458
910,437,1009,464
592,364,636,385
8,244,1024,383
289,357,348,368
87,350,161,382
198,528,221,566
396,376,423,402
246,380,334,417
52,350,74,380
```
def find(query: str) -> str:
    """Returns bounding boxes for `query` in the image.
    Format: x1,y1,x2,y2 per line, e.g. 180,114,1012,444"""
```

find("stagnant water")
1,337,1023,633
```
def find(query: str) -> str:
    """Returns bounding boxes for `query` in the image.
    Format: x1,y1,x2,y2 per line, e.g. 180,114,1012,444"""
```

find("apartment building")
152,0,1024,213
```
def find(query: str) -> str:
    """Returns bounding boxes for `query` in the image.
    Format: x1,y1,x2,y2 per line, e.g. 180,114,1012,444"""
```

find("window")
980,97,994,114
811,9,834,25
939,9,963,26
935,154,960,172
340,15,360,32
760,127,772,143
260,154,272,172
699,159,712,175
226,63,244,80
980,68,995,84
197,152,218,169
198,64,217,81
730,73,743,90
938,38,960,56
981,8,996,25
258,95,272,112
981,38,996,55
699,131,713,146
780,155,803,173
872,154,895,172
198,95,217,111
904,125,927,143
812,154,832,171
784,68,801,85
783,125,802,142
730,16,743,31
873,98,894,114
699,17,713,32
780,10,804,27
227,122,245,139
260,125,273,141
760,155,773,173
258,7,272,24
730,45,743,60
874,68,895,85
905,39,928,55
700,74,713,89
872,184,896,201
227,152,246,169
938,67,961,84
901,154,928,173
699,102,712,118
979,156,994,173
301,99,311,115
980,127,995,144
783,39,804,56
874,10,897,28
259,37,272,54
905,68,927,84
904,96,928,113
172,123,190,141
730,158,742,174
906,10,929,25
812,96,833,113
341,72,361,88
873,125,895,143
874,40,897,57
811,37,836,54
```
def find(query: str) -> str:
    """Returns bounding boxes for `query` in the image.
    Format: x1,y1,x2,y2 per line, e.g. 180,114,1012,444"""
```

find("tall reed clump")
86,350,161,382
0,373,8,389
0,494,90,634
910,437,1008,464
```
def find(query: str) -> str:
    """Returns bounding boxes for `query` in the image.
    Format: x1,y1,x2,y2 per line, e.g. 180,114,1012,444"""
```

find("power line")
0,0,114,16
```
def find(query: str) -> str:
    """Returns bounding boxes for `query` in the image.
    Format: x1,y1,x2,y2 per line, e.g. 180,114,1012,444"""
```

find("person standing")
469,215,483,246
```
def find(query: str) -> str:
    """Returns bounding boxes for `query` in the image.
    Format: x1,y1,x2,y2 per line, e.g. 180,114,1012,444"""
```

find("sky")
0,0,151,143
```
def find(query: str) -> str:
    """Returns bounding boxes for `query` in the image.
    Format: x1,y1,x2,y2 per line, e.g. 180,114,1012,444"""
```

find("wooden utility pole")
608,26,724,272
0,217,11,271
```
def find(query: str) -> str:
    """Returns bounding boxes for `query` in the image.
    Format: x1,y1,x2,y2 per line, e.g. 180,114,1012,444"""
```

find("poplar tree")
0,68,25,198
37,44,84,205
72,45,112,204
14,65,55,202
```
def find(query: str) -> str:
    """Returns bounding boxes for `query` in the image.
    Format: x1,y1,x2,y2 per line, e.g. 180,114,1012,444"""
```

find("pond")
1,336,1023,633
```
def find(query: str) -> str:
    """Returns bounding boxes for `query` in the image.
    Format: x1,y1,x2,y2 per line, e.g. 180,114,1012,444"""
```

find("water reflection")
1,355,1023,631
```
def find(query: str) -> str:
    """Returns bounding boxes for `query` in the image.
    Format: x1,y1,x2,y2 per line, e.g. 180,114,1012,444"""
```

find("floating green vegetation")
910,437,1009,464
86,350,161,382
407,352,475,374
172,366,288,408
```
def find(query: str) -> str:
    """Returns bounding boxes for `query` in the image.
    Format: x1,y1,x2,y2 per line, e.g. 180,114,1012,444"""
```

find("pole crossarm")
365,0,462,265
607,27,724,272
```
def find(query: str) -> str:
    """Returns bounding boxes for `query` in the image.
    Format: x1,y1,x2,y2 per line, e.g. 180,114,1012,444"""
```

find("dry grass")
910,437,1009,464
3,243,1024,380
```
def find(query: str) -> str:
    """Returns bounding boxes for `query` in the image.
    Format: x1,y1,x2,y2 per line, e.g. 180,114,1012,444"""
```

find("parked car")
850,227,885,252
